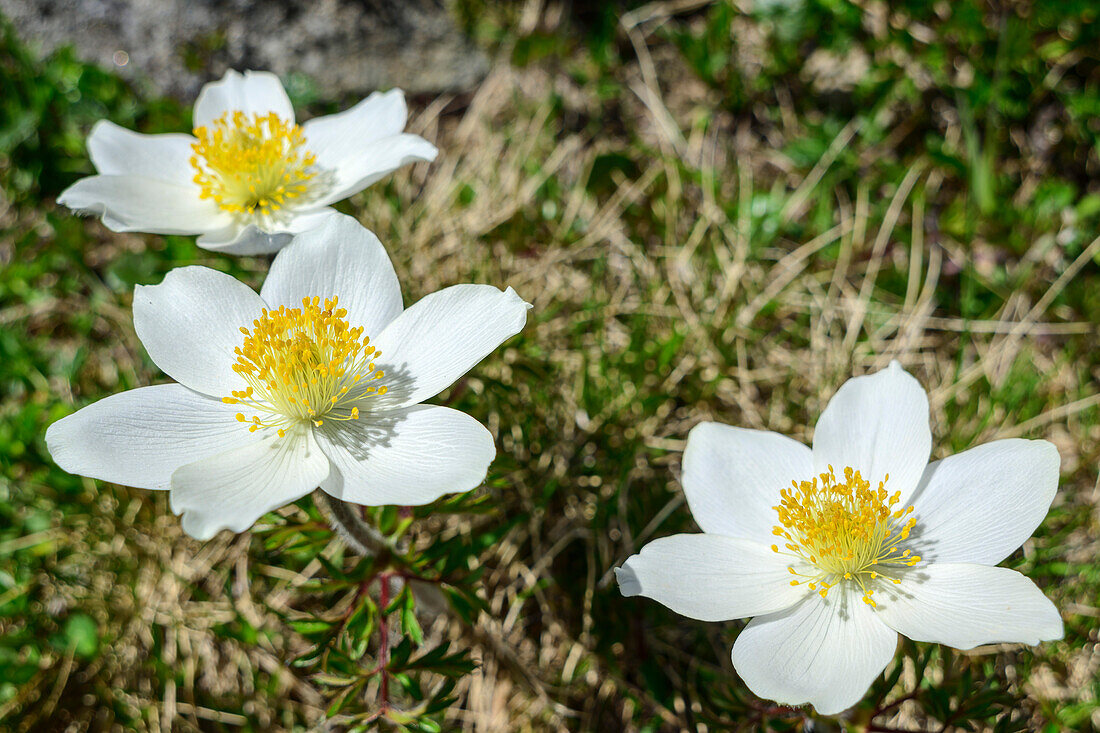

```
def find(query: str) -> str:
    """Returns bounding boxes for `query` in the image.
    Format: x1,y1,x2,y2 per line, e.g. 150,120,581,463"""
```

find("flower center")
771,466,920,608
191,111,317,221
222,296,386,436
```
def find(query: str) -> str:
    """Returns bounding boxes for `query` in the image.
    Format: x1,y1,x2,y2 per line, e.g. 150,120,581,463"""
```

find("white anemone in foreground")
616,362,1063,715
46,213,529,539
57,70,437,254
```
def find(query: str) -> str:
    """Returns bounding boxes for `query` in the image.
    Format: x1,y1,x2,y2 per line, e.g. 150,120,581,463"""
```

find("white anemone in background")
616,362,1063,715
46,213,529,539
57,70,437,255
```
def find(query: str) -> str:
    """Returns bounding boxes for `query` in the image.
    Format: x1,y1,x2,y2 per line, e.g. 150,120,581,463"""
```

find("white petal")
313,134,438,207
193,69,294,128
812,360,931,502
303,89,437,206
281,207,342,234
87,120,196,185
303,89,410,157
196,223,290,255
262,213,403,337
133,266,267,397
371,284,529,409
908,439,1060,564
317,405,494,506
875,563,1063,649
682,422,813,543
616,534,805,622
170,428,329,540
195,208,341,255
45,384,256,491
732,588,898,715
57,175,230,235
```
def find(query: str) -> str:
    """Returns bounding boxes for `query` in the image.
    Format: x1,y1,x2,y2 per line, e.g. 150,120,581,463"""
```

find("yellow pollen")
770,466,921,609
190,111,317,220
222,296,387,434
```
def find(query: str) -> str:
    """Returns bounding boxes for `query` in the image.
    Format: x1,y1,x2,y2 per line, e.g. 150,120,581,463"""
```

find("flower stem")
378,571,391,708
314,491,389,557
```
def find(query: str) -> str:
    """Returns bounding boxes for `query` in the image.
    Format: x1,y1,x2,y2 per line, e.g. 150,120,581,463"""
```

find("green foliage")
667,0,1100,254
0,20,186,205
255,498,487,729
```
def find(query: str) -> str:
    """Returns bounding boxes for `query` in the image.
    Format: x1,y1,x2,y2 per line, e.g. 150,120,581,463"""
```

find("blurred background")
0,0,1098,730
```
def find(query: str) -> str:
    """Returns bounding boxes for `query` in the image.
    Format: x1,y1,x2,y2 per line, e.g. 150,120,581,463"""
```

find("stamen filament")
223,296,387,434
191,111,318,224
771,466,921,608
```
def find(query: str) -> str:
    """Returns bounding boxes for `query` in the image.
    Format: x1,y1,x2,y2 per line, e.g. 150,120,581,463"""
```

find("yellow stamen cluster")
191,111,317,220
222,296,386,435
770,466,920,608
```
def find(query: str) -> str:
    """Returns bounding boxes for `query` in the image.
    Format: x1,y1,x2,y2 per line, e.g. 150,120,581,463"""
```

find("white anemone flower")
46,214,529,539
616,362,1063,715
57,70,437,255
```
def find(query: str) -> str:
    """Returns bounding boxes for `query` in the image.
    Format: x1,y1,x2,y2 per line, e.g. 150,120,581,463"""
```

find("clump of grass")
2,1,1098,730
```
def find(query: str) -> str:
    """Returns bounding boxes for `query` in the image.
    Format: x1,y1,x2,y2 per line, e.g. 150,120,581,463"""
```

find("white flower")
57,70,437,255
616,362,1063,715
46,213,529,539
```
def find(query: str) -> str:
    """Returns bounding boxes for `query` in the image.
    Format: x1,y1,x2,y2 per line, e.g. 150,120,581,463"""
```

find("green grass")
2,1,1099,730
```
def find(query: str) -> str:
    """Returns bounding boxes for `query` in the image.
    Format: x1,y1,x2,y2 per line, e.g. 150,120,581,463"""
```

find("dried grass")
7,5,1098,731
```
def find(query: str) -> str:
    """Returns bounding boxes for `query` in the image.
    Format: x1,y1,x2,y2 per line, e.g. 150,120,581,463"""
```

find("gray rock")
2,0,489,98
